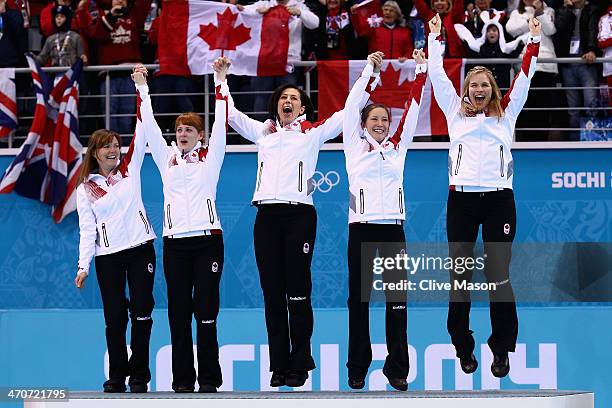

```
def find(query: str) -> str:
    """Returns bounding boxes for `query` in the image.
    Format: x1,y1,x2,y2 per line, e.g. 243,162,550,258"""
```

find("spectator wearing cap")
36,5,87,67
506,0,558,140
464,0,508,38
40,0,73,37
412,0,465,56
351,0,414,60
0,0,27,67
554,0,601,140
457,13,526,90
88,0,152,135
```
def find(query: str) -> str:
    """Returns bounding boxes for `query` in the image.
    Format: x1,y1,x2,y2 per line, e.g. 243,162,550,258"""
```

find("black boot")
285,370,308,388
270,371,286,387
459,353,478,374
348,377,365,389
387,377,408,391
103,379,126,393
198,384,217,393
491,352,510,378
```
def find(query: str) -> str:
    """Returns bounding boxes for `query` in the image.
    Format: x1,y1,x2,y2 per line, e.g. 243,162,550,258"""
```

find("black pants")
346,223,409,379
254,204,317,372
95,241,156,385
163,234,224,389
446,189,518,358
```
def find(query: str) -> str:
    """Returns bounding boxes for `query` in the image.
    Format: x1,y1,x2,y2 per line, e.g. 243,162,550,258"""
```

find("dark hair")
267,84,315,123
360,103,391,125
79,129,121,184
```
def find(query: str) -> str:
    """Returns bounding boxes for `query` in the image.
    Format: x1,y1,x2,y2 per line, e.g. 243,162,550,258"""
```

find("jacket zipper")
207,199,215,224
257,161,264,191
139,210,150,234
101,223,109,247
399,187,404,214
454,144,463,175
166,204,173,229
298,161,303,192
359,189,365,214
499,145,505,177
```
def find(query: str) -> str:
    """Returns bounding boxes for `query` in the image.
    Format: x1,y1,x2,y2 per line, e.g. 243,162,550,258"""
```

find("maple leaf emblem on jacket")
199,7,251,51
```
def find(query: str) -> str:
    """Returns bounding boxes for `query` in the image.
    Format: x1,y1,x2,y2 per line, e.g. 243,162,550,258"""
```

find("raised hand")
212,56,232,81
428,14,442,34
528,17,541,36
286,6,301,16
367,51,384,73
131,63,148,86
413,48,426,65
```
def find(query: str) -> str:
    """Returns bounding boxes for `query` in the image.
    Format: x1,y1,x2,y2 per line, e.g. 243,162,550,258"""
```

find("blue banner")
1,148,611,308
0,307,610,405
0,148,611,406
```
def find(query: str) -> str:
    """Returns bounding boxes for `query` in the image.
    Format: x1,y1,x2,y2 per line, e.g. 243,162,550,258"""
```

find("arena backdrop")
0,148,611,406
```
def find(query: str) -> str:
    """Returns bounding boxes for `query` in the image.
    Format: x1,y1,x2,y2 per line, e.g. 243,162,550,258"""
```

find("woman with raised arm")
342,49,428,391
427,13,541,378
74,127,156,392
131,58,230,393
227,78,345,388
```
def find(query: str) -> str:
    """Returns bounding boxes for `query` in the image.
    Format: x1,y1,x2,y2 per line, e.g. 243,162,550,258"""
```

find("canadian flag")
318,59,465,136
158,0,290,76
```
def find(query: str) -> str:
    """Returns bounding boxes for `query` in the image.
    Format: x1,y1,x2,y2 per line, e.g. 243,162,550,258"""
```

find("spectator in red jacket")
88,0,152,135
413,0,465,56
351,0,414,60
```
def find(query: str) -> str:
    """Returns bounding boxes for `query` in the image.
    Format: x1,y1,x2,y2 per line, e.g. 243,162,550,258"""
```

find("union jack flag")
0,68,17,138
0,55,84,223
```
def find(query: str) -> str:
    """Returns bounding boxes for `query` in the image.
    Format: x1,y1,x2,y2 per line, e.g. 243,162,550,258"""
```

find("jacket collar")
277,114,307,132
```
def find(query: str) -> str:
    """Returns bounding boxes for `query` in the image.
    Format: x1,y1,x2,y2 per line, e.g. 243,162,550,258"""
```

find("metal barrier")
2,58,612,150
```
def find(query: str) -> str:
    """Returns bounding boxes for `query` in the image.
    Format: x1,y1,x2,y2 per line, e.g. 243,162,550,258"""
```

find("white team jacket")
428,32,540,189
343,62,427,223
136,80,228,237
598,9,612,77
76,105,156,274
228,90,344,206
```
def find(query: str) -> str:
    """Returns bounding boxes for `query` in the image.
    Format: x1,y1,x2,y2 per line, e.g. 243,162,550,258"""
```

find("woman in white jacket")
342,50,427,391
428,14,540,378
505,0,557,141
131,58,230,393
227,76,344,389
74,124,156,393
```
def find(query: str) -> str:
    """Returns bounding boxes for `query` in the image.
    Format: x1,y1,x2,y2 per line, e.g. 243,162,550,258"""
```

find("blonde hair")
460,66,503,118
79,129,121,185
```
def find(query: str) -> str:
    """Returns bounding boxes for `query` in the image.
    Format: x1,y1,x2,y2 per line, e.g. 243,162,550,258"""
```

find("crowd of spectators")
0,0,610,142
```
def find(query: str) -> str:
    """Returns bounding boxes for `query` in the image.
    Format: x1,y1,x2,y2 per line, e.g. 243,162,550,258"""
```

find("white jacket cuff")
415,63,427,74
135,83,150,96
529,35,541,43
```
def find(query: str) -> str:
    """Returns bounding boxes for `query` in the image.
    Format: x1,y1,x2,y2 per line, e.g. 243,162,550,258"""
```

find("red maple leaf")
370,64,414,109
198,8,251,52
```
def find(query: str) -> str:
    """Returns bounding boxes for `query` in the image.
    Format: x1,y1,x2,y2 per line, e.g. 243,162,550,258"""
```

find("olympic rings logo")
311,170,340,193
